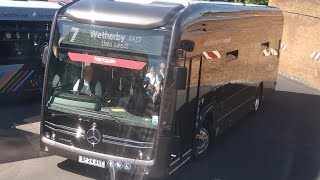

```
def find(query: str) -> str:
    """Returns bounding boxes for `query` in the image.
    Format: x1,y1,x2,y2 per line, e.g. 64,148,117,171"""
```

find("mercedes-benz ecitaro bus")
40,0,283,178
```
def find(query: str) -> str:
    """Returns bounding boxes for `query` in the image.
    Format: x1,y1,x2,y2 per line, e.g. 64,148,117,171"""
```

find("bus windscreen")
45,19,169,130
59,20,166,56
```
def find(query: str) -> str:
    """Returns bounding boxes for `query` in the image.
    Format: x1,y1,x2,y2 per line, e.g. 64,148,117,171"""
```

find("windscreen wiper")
51,112,80,118
51,83,74,95
52,82,74,90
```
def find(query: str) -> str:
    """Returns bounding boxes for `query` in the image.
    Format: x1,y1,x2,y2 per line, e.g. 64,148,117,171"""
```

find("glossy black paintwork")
65,0,184,29
41,1,283,178
43,110,155,160
168,3,283,175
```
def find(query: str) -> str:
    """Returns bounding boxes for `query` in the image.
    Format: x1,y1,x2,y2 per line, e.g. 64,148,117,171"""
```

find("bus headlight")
143,167,149,175
45,132,50,139
51,132,56,140
138,150,150,160
76,127,83,138
44,146,49,152
138,150,143,160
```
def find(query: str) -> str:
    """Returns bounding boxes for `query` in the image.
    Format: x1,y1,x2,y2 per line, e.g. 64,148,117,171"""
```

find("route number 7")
69,27,79,42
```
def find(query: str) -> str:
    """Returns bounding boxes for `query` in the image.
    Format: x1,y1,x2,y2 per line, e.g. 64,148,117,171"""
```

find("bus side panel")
148,136,172,179
0,62,43,104
180,14,283,133
0,21,52,104
182,19,257,132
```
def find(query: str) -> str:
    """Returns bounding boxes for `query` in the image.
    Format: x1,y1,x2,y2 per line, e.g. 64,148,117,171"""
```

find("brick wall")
269,0,320,90
269,0,320,17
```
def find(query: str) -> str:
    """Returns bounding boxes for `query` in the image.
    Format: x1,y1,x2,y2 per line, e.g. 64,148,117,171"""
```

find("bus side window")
188,58,200,102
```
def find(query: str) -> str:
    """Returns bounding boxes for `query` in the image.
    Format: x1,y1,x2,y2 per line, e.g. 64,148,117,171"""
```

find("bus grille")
44,121,154,149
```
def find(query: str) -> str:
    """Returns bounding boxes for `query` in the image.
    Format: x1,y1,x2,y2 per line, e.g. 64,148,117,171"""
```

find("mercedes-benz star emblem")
86,122,101,146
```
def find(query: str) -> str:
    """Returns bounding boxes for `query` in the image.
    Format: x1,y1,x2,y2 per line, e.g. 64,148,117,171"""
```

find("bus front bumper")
40,136,161,176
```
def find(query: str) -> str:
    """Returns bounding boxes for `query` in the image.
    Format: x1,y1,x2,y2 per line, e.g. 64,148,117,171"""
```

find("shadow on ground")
54,90,320,180
57,159,139,180
0,128,50,164
171,90,320,180
57,159,109,180
0,102,49,164
0,102,40,128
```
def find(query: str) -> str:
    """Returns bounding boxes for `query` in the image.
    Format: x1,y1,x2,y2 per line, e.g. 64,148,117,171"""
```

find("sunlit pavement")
0,75,320,180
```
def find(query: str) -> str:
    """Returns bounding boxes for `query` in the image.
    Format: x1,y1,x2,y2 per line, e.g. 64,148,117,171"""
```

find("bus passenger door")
175,57,201,157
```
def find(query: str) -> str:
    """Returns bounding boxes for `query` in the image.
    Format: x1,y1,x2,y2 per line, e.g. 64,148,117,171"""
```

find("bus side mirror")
180,40,195,52
42,44,49,67
175,67,187,90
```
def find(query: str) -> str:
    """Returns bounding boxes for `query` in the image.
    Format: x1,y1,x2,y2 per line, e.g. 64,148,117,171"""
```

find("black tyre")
195,121,215,157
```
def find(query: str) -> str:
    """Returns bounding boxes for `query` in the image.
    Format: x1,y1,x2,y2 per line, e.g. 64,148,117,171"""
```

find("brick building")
269,0,320,90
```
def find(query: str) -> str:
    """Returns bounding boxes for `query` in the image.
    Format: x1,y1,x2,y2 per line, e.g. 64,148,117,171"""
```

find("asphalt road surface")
0,75,320,180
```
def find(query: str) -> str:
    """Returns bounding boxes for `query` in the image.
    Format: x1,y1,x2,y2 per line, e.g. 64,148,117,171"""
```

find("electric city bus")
40,0,283,178
0,1,60,104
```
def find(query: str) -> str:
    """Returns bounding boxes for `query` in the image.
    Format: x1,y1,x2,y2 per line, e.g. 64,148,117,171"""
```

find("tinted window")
0,22,50,60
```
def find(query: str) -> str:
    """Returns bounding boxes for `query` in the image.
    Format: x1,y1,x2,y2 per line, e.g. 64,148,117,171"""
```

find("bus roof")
0,1,61,22
63,0,281,29
65,0,184,29
115,0,271,8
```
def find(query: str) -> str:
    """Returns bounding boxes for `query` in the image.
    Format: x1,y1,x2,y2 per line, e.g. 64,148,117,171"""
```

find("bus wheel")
195,127,210,156
254,84,263,111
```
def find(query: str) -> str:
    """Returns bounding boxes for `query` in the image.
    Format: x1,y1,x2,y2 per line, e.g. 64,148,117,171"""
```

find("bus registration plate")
78,155,106,168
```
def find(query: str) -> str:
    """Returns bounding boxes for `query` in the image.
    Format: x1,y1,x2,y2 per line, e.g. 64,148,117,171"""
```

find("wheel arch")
200,104,216,136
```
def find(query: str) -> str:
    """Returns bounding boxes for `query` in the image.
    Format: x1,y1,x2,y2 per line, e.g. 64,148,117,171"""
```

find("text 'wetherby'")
90,30,126,43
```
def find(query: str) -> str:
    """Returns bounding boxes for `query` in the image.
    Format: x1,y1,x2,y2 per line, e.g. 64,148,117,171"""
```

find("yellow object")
111,108,126,112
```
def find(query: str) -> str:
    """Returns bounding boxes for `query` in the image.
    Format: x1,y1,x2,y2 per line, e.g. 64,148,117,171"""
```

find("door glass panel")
175,58,188,110
189,58,200,102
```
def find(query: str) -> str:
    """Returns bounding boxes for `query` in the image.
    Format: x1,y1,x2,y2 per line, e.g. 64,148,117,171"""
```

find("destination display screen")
59,21,166,56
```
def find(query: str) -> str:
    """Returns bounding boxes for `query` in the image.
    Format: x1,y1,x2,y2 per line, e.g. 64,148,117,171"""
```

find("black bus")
41,1,283,178
0,1,60,103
